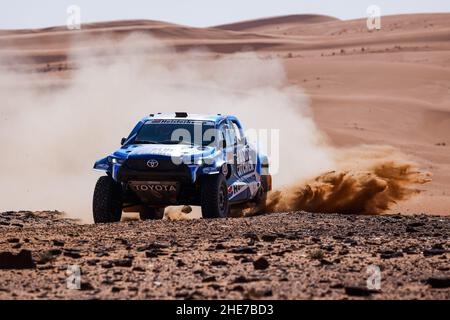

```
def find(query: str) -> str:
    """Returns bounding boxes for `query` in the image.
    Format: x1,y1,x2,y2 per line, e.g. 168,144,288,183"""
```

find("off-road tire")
201,174,229,219
139,207,165,220
253,175,269,214
93,176,123,223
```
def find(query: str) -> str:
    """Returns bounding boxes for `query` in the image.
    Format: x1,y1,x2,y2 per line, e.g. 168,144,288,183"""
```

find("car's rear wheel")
139,207,165,220
253,175,270,214
93,176,123,223
201,174,229,219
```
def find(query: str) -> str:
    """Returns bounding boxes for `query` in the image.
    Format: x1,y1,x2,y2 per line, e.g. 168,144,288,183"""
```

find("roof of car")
142,113,230,123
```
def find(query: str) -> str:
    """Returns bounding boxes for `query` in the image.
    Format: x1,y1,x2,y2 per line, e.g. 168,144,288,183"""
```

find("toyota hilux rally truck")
92,112,271,223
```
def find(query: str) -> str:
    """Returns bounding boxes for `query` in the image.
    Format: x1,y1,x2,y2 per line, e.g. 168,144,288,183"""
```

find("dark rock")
101,261,113,269
408,222,425,227
123,254,134,260
402,246,418,255
193,269,206,276
132,266,146,272
231,285,244,292
7,238,20,243
243,232,259,241
380,250,403,259
48,249,62,256
64,252,82,259
246,287,272,298
112,259,133,267
215,243,226,250
320,259,333,265
330,283,344,289
261,234,277,242
115,238,129,245
138,241,169,252
11,243,22,249
80,281,95,291
321,245,334,252
202,275,216,283
211,260,228,266
176,259,186,267
423,248,446,257
87,259,99,266
233,275,250,283
229,246,257,254
253,257,269,270
145,249,167,258
0,250,35,269
52,240,65,246
111,286,123,293
426,277,450,288
96,251,109,257
63,249,82,259
344,286,372,296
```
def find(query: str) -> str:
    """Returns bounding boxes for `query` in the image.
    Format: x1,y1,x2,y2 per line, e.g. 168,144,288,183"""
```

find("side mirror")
120,137,127,145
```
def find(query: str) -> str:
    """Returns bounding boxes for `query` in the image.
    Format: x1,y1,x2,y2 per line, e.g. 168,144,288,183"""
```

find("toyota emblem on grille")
146,159,159,168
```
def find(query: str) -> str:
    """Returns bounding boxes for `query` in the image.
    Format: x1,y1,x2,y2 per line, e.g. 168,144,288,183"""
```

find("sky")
1,0,450,29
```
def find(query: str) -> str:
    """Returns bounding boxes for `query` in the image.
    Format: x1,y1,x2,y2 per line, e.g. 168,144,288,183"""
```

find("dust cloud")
265,160,431,215
0,34,429,221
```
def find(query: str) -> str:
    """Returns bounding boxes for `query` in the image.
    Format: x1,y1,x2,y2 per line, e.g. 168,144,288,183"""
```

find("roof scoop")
175,112,188,118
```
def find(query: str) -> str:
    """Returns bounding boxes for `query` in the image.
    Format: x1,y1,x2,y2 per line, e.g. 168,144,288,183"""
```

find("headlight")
108,156,125,164
196,159,203,166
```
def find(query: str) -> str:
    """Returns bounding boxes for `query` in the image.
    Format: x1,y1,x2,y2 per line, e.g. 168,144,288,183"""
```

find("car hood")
114,144,217,159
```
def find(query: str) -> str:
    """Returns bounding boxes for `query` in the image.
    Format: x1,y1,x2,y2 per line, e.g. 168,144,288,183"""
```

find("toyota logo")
146,159,159,168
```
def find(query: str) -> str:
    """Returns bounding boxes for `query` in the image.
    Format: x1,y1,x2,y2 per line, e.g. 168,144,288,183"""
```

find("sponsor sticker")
129,181,178,200
148,119,214,125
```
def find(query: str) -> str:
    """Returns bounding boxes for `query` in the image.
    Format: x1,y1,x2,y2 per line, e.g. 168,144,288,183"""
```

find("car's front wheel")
201,174,229,219
139,207,165,220
93,176,123,223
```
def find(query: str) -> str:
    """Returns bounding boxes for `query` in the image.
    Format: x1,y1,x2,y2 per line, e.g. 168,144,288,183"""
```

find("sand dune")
215,14,339,32
1,13,449,214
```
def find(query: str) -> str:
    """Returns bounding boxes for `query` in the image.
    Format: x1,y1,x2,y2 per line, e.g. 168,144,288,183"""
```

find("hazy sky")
1,0,450,29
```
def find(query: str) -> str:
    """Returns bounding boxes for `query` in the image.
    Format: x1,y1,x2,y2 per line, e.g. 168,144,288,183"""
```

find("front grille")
125,158,184,171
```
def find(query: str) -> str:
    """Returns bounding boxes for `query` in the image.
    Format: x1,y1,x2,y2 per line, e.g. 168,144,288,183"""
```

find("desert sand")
1,13,449,215
0,210,449,299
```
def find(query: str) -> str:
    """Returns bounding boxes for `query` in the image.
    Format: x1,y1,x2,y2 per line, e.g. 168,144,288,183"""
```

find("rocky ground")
0,210,449,299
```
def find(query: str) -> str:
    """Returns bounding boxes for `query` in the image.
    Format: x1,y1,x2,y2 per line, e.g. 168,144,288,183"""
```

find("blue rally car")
93,112,271,223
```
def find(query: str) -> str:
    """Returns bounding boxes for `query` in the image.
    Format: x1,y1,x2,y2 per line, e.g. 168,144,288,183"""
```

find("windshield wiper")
158,140,186,145
133,140,158,144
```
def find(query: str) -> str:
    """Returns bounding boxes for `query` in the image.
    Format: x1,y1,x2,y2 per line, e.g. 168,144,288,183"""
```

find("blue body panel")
94,113,267,204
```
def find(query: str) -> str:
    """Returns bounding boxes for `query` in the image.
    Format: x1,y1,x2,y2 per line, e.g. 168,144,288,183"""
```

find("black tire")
92,176,123,223
261,175,270,194
201,174,229,219
139,207,165,220
253,176,269,214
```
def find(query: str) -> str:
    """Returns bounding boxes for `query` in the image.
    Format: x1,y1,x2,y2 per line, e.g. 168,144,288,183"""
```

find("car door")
226,119,258,202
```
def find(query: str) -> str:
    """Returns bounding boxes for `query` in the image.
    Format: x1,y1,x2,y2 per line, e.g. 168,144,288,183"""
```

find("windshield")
132,119,219,147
